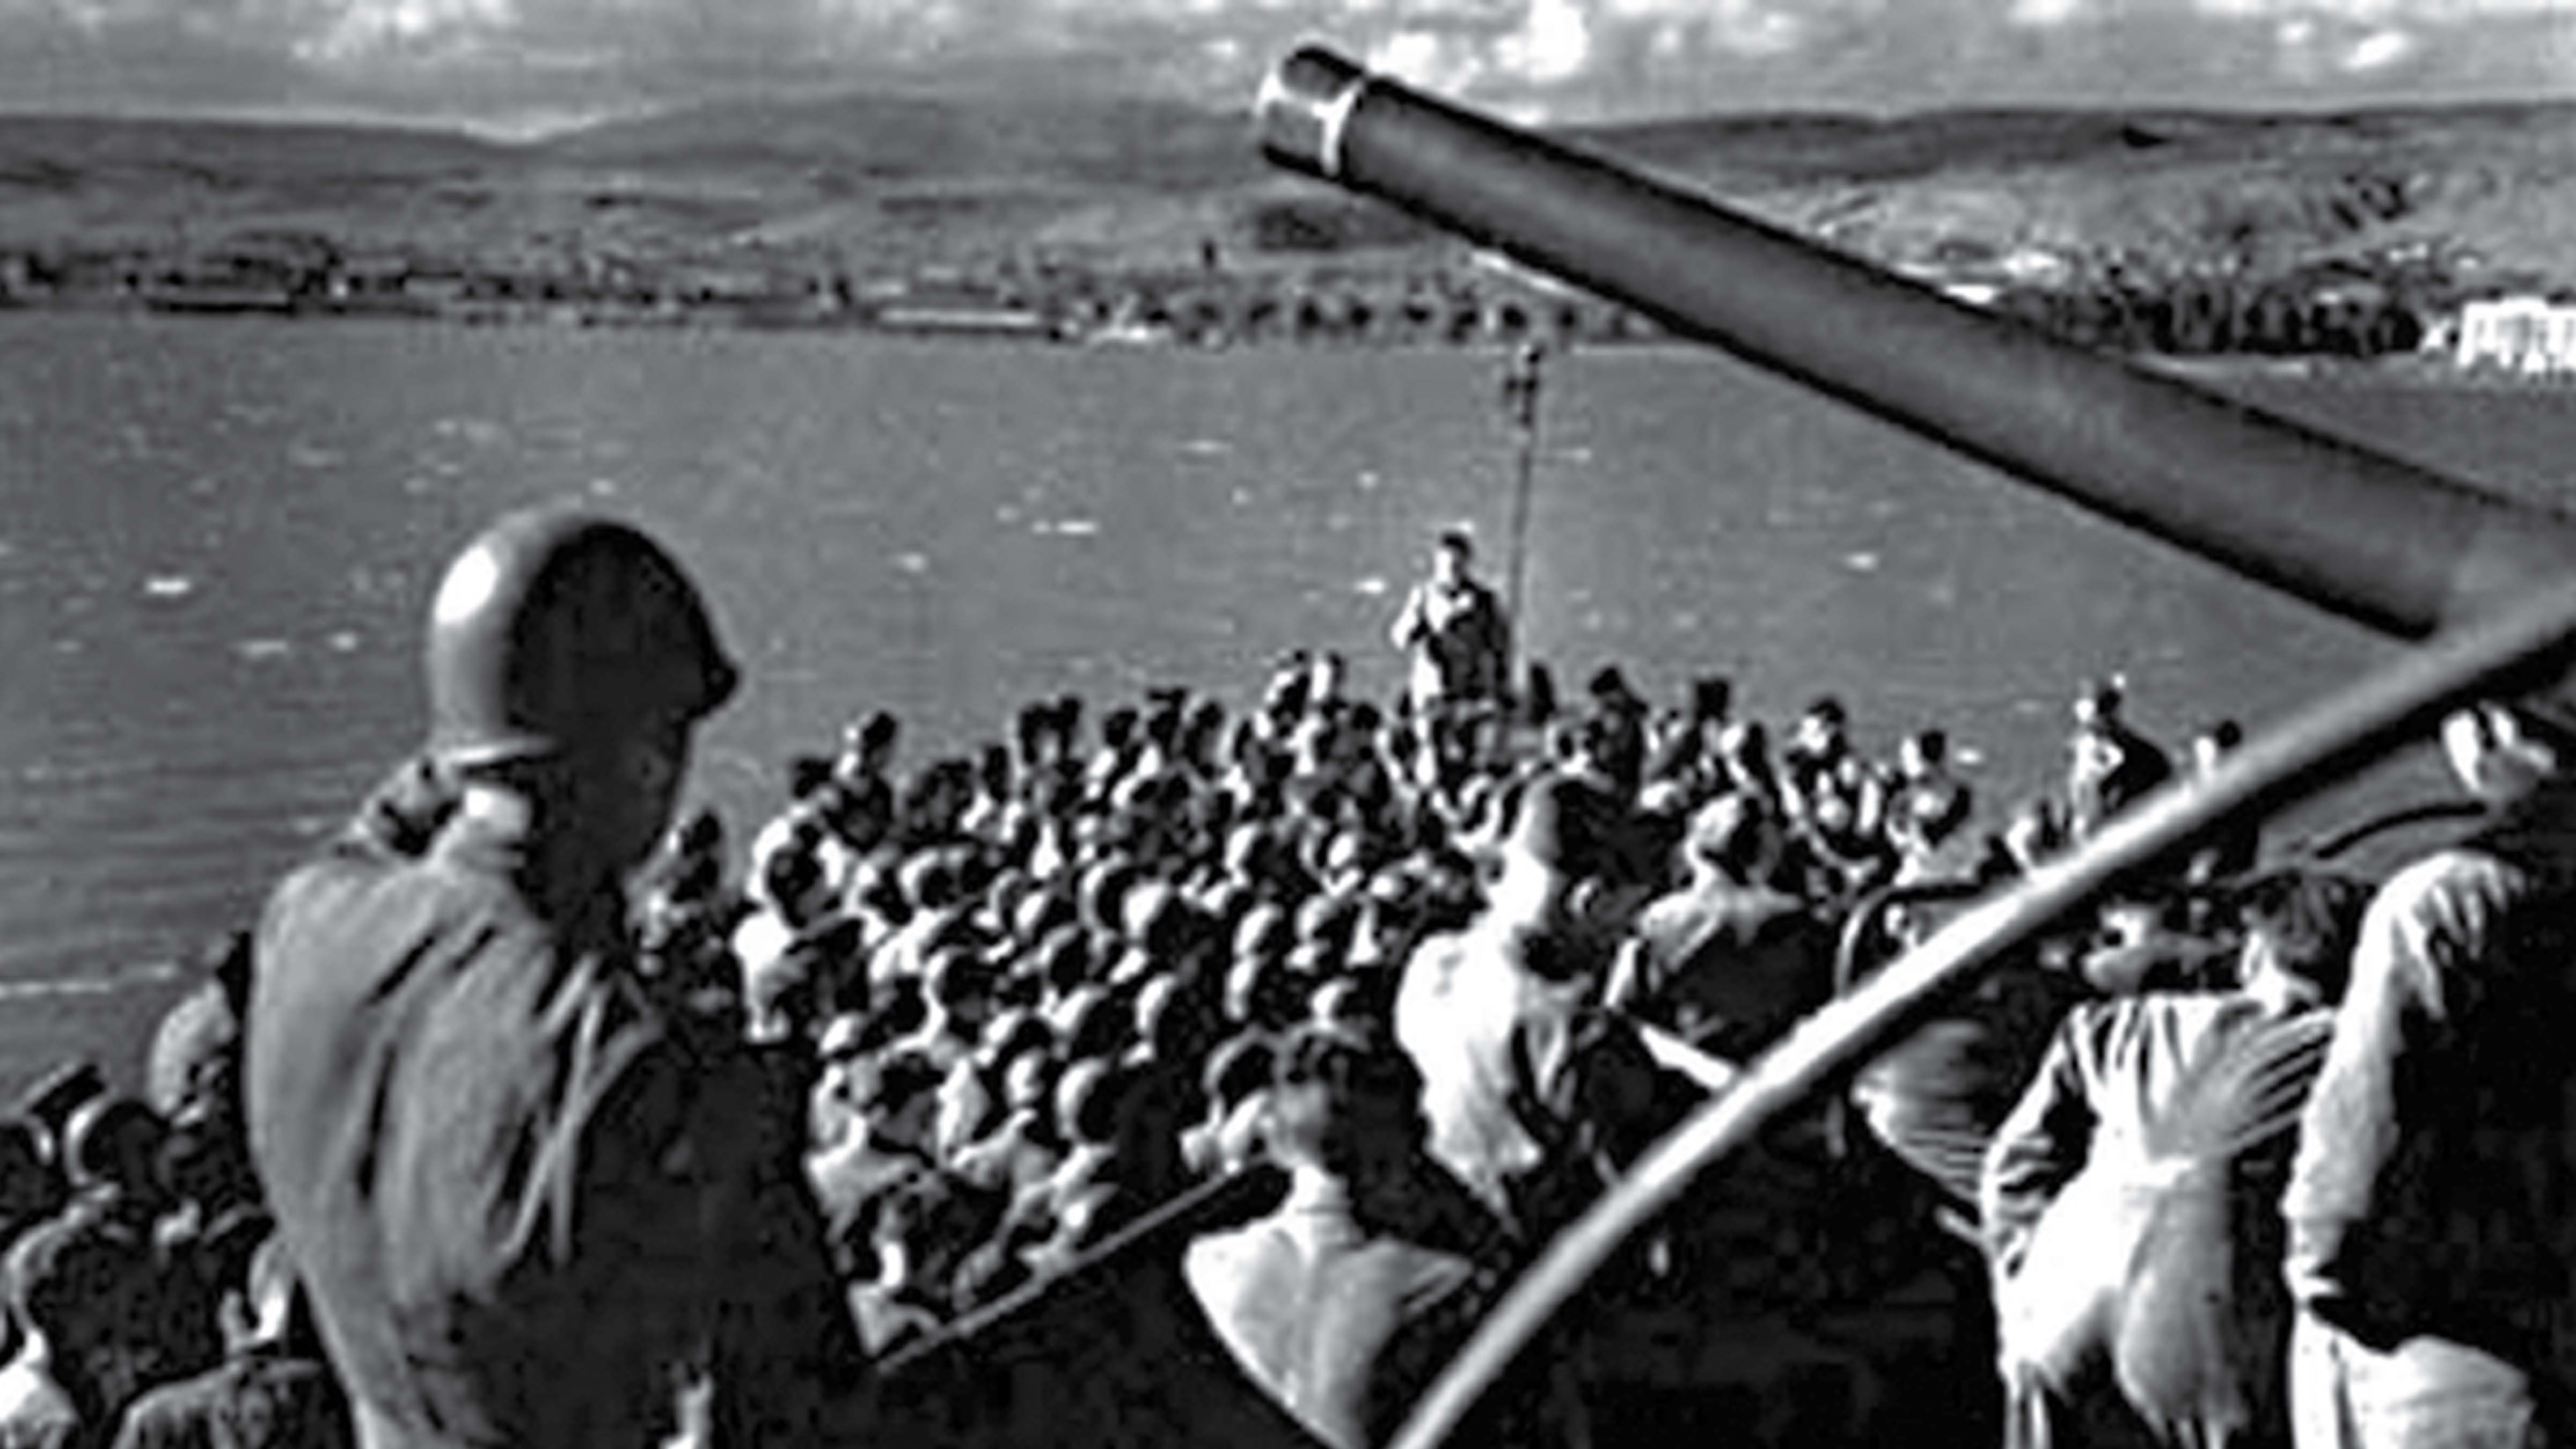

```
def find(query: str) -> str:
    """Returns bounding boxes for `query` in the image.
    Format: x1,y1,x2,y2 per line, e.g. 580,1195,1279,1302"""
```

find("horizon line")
4,84,2574,147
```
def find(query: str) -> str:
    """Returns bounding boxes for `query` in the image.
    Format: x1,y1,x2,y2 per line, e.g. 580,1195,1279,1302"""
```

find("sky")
4,0,2575,134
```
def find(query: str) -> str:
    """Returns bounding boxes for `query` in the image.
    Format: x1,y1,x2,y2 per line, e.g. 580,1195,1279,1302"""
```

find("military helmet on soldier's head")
425,508,738,767
62,1095,165,1195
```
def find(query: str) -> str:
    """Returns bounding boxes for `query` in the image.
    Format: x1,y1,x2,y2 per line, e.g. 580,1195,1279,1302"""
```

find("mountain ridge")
2,87,2572,300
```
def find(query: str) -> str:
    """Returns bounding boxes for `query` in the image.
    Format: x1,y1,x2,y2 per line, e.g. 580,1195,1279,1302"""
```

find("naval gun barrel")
1256,46,2576,642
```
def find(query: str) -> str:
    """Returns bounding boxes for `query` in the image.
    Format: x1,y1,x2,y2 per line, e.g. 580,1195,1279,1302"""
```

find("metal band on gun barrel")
1255,46,1368,181
1255,46,2576,642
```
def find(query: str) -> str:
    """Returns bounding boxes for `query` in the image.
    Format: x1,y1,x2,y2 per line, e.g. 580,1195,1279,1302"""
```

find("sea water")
3,310,2568,1100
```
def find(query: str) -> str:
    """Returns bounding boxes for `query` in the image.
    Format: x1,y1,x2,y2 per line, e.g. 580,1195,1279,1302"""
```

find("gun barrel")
1255,46,2576,641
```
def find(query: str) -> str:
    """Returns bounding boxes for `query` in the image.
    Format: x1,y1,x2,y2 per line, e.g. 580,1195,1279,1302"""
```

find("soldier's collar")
431,804,625,931
1282,1165,1352,1216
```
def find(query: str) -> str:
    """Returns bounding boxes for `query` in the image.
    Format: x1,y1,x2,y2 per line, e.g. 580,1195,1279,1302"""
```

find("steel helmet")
425,508,740,766
62,1095,164,1192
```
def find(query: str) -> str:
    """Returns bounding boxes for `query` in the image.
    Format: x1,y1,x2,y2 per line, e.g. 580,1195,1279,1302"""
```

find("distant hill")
539,91,1255,191
3,89,2573,291
1565,102,2576,285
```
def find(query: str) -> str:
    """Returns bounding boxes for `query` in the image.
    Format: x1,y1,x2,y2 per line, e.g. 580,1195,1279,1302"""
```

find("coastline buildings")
2454,296,2576,376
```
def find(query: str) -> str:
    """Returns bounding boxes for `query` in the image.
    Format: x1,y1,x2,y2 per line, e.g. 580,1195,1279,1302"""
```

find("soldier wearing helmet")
244,509,866,1449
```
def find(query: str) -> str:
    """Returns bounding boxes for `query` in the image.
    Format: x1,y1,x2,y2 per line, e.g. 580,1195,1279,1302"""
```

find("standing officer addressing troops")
1391,528,1513,778
246,509,867,1449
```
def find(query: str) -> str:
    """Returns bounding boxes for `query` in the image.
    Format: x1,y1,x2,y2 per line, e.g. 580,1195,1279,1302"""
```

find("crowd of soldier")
0,939,346,1449
0,629,2112,1449
8,508,2566,1449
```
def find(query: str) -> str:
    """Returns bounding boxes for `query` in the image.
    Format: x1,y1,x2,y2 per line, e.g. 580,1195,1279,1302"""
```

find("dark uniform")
2285,773,2576,1449
245,512,863,1449
1615,870,1832,1058
253,813,857,1447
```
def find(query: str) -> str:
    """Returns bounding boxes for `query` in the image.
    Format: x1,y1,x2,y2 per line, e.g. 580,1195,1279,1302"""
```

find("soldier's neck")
1283,1163,1353,1215
450,784,627,920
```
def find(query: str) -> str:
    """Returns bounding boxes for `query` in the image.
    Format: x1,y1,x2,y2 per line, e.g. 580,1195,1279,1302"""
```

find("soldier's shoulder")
261,846,395,922
264,839,532,937
258,847,551,1005
1183,1218,1269,1303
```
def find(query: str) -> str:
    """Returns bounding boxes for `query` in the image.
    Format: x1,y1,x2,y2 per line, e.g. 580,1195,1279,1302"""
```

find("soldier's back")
1185,1210,1486,1449
247,826,709,1448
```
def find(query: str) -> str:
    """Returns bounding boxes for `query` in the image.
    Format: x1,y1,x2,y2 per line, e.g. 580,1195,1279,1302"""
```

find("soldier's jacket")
2286,781,2576,1437
1182,1175,1503,1449
1983,991,2332,1449
1396,923,1692,1245
247,793,863,1449
1614,874,1832,1056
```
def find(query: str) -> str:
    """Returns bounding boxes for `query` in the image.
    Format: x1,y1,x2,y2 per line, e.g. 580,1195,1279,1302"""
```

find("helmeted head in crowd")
1898,728,1948,779
843,711,899,778
423,508,737,880
62,1095,165,1203
864,1050,946,1154
2192,718,2244,775
1792,696,1848,760
1307,652,1348,713
2073,675,2125,728
0,1119,58,1241
1690,675,1733,728
926,947,997,1040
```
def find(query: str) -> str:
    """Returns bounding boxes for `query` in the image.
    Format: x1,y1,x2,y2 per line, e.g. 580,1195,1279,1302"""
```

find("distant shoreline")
10,294,2556,392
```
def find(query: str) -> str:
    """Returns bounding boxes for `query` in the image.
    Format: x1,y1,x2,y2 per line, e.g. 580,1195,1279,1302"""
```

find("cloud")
2344,25,2419,66
1368,26,1493,91
295,0,518,64
2,0,2572,129
2010,0,2087,26
1496,0,1592,82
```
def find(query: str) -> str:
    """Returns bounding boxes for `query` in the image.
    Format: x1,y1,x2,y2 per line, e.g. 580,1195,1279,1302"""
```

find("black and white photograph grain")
7,1,2576,1445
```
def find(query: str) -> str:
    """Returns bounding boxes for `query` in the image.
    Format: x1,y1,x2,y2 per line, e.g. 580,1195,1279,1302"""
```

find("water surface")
3,312,2568,1097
